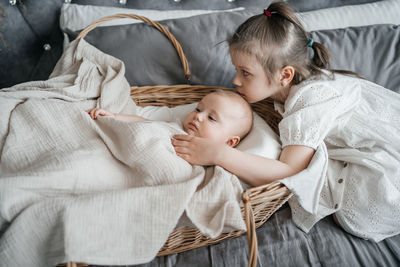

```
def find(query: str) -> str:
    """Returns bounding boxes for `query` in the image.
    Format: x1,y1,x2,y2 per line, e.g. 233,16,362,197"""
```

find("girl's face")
230,50,281,103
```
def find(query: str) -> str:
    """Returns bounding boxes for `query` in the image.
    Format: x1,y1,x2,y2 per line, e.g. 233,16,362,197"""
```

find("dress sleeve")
279,82,346,149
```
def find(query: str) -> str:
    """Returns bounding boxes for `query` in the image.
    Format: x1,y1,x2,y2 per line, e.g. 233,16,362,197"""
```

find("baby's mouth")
188,122,198,131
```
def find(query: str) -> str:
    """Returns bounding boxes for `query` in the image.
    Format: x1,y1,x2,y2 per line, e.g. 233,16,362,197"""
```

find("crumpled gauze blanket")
0,38,245,267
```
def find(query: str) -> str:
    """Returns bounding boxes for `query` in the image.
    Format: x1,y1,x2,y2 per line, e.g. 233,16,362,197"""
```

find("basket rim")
157,181,292,256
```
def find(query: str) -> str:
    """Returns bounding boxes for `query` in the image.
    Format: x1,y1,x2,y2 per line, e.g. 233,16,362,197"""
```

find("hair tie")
264,9,272,17
307,38,314,47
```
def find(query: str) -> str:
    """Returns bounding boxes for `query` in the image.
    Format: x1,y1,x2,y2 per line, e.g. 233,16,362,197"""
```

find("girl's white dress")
275,72,400,242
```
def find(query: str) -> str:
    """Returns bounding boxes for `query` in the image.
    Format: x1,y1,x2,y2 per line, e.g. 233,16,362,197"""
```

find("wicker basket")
62,14,293,267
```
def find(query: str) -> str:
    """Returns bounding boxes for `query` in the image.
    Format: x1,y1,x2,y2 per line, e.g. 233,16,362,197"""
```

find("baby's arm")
86,108,147,122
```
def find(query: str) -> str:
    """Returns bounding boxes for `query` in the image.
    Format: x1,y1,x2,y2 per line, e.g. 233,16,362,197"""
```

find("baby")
87,91,253,147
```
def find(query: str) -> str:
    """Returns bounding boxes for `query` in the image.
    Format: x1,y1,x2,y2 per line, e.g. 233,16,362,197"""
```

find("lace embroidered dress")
275,72,400,242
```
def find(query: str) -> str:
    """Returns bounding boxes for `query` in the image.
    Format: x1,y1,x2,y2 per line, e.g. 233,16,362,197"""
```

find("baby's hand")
86,108,115,119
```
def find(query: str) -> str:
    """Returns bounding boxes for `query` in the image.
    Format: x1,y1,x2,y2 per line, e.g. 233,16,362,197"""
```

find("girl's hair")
229,1,361,85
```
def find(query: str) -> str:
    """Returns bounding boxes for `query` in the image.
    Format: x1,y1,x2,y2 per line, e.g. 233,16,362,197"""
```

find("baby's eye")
208,115,216,121
195,108,200,112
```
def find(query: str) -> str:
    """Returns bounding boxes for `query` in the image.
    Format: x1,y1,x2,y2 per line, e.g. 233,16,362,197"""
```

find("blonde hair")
229,2,361,85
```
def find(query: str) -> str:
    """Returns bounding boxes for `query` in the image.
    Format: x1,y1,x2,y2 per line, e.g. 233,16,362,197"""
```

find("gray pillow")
67,9,259,88
311,24,400,93
67,10,400,92
71,0,381,12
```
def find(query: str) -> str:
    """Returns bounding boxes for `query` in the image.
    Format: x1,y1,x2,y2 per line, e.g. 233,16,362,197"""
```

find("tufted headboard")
0,0,382,89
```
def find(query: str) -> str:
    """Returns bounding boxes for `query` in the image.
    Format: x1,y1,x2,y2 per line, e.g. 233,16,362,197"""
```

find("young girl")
171,2,400,242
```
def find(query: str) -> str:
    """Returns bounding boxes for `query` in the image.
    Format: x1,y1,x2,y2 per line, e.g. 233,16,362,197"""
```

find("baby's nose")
195,112,204,121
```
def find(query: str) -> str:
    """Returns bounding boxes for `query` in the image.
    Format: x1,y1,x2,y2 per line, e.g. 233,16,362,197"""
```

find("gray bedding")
96,205,400,267
0,0,382,89
1,0,399,266
66,12,400,92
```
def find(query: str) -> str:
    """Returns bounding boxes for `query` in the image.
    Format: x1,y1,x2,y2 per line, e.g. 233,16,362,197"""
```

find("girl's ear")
226,136,241,147
279,66,295,87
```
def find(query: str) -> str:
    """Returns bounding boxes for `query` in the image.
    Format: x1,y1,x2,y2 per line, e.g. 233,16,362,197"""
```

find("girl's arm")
87,108,147,122
172,134,314,187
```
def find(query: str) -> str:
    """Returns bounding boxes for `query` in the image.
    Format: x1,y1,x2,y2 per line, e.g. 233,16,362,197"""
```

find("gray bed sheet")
91,204,400,267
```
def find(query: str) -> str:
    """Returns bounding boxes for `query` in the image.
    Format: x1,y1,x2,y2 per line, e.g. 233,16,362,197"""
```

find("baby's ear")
226,136,240,147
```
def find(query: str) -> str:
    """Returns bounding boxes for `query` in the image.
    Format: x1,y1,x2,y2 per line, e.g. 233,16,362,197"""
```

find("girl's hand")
171,134,224,166
86,108,115,119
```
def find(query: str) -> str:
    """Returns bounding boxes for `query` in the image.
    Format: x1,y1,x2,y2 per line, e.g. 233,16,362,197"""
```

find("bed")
1,0,400,266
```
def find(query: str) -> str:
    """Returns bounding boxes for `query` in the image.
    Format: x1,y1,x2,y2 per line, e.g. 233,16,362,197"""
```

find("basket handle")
76,14,191,80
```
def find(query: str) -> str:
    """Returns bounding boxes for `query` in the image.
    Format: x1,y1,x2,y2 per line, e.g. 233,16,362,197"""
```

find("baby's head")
183,91,253,147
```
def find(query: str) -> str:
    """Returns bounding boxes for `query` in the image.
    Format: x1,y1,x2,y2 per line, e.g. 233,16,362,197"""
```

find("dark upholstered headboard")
0,0,381,88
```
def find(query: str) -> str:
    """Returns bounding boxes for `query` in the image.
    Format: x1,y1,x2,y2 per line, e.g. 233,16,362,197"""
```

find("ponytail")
310,41,330,70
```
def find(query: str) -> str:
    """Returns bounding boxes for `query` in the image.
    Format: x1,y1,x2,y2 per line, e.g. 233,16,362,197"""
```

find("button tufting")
334,204,338,209
43,44,51,51
338,178,343,184
344,162,348,167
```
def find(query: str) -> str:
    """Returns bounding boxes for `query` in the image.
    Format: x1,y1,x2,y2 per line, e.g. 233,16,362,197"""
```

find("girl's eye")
242,70,250,76
195,108,200,112
208,115,216,121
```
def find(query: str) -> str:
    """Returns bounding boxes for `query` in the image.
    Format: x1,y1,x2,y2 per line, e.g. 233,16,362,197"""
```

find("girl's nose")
232,72,241,87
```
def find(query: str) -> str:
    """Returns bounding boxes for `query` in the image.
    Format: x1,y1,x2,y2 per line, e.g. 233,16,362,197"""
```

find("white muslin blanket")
0,39,245,266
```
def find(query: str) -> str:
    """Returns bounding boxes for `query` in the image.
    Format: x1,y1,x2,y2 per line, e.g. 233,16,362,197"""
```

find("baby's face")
183,93,245,145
